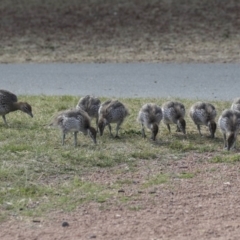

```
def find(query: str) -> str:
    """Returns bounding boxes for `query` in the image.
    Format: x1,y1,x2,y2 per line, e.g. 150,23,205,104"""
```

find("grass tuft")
178,172,195,179
210,154,240,163
143,173,169,188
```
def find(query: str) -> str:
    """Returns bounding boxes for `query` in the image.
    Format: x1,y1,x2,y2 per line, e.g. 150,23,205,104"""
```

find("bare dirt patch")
1,153,240,240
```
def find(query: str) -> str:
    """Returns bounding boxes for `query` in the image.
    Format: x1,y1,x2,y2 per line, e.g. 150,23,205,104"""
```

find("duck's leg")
62,132,66,146
176,125,181,132
95,117,99,132
197,125,202,136
2,115,8,126
231,139,236,150
150,131,155,141
115,120,123,138
223,133,227,149
141,124,146,138
232,132,238,149
107,123,113,136
167,124,171,133
228,132,237,150
74,131,78,147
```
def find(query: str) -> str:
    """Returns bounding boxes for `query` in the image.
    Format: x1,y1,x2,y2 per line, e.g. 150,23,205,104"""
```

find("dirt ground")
1,0,240,239
1,153,240,240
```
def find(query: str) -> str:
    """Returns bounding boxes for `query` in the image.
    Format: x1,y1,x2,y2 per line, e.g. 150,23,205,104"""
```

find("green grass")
143,173,169,188
210,154,240,163
0,96,234,221
178,172,195,179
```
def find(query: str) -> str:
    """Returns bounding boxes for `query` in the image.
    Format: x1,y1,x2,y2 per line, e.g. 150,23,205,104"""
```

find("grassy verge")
0,96,238,221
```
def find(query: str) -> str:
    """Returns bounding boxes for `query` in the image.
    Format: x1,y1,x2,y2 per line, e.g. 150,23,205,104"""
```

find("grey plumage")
218,109,240,150
162,101,186,134
137,103,162,141
51,108,97,146
189,102,217,138
231,98,240,112
98,100,129,137
0,89,33,125
76,95,101,129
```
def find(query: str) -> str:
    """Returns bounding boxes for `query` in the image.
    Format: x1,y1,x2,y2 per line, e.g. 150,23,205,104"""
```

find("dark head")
227,132,235,151
208,121,217,138
177,118,186,134
98,118,107,136
88,126,97,144
19,102,33,118
151,123,159,141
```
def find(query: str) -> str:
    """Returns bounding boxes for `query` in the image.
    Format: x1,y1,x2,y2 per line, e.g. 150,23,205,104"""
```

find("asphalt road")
1,63,239,101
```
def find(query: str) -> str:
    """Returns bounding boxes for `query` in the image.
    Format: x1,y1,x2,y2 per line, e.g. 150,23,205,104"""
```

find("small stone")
32,220,41,223
90,235,97,238
224,182,231,185
149,190,156,194
62,221,69,227
118,189,125,193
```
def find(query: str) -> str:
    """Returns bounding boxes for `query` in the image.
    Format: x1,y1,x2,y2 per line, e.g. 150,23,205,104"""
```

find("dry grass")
0,0,240,63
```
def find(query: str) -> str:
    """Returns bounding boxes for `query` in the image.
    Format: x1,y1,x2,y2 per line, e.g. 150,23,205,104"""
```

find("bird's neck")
11,102,22,111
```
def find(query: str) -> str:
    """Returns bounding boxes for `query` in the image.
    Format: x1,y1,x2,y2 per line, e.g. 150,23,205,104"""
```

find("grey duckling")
98,100,129,137
218,109,240,150
189,102,217,138
76,95,101,129
51,108,97,147
137,103,162,141
162,101,186,134
231,98,240,112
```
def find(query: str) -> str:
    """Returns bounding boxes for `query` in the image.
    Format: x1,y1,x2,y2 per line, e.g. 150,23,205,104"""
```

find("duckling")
0,89,33,125
231,98,240,112
162,101,186,134
76,95,101,129
218,109,240,150
137,103,162,141
189,102,217,138
50,108,97,147
98,100,129,137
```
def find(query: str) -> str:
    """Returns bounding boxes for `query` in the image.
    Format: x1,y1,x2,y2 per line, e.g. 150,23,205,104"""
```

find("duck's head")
19,102,33,118
88,126,97,144
227,132,236,151
177,118,186,134
150,123,159,141
98,118,107,136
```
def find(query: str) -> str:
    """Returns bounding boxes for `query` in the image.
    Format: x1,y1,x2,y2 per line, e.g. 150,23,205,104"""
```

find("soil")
1,0,240,239
1,153,240,240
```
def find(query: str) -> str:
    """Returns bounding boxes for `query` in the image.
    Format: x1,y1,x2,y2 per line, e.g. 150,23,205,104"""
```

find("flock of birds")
1,89,240,151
